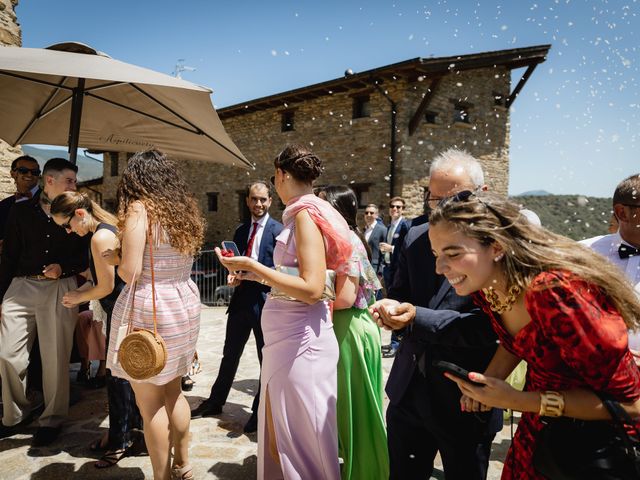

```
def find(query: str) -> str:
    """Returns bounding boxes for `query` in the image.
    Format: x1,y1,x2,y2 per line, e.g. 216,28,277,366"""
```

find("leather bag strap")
148,227,158,336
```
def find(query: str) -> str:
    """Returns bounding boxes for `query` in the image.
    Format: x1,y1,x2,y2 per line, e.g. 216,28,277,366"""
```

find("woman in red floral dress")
428,191,640,480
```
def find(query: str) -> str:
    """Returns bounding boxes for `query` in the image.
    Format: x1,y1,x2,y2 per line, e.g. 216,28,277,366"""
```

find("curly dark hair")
274,144,323,183
116,149,205,256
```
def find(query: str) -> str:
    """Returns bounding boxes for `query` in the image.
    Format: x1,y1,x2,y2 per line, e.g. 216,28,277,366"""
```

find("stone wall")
94,64,511,247
0,0,21,197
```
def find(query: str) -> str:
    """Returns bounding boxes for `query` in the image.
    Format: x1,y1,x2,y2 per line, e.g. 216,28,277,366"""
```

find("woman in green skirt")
322,185,389,479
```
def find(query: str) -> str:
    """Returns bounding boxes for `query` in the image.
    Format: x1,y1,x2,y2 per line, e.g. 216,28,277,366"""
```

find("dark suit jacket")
0,195,16,241
366,222,387,275
227,215,283,314
386,223,502,434
384,218,410,284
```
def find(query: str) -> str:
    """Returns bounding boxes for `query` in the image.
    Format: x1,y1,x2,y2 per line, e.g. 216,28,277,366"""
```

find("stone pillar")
0,0,22,197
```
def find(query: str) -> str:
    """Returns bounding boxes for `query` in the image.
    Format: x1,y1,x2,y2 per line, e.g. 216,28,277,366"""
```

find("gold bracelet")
539,390,565,417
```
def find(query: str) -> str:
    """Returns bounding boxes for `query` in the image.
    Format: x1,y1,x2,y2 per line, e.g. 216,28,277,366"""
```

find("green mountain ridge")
510,194,613,241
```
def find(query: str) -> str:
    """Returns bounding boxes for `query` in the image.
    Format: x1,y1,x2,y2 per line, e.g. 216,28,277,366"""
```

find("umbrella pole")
68,78,85,164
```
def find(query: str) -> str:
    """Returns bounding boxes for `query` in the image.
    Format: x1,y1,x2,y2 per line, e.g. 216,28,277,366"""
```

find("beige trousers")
0,276,77,427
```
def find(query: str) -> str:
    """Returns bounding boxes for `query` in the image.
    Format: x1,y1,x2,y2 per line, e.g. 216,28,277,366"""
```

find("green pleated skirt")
334,307,389,480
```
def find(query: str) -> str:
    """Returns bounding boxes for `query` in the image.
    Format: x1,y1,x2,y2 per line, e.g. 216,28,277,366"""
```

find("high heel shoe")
171,463,193,479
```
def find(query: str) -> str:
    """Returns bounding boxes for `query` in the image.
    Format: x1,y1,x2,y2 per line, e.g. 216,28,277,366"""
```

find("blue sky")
15,0,639,197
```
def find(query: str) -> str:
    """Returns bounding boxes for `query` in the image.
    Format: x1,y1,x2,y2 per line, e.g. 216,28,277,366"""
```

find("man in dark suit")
191,181,283,433
0,155,41,252
379,196,410,357
363,203,387,276
370,149,502,480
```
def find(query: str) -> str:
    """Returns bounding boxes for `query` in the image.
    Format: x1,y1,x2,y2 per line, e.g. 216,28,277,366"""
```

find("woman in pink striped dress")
105,149,204,480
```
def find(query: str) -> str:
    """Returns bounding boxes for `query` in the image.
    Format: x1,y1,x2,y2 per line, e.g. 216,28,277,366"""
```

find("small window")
237,191,250,222
352,95,371,119
109,153,118,177
281,111,295,132
207,192,219,212
350,183,372,208
425,110,438,124
453,103,471,124
493,92,506,107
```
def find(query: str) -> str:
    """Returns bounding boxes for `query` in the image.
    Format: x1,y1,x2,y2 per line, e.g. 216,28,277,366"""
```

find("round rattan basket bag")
119,328,167,380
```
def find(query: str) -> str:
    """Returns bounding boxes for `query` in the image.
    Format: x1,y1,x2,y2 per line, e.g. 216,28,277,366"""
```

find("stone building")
0,0,21,197
94,45,550,246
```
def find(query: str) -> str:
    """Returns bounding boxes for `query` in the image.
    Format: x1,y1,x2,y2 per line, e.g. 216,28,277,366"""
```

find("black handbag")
533,395,640,479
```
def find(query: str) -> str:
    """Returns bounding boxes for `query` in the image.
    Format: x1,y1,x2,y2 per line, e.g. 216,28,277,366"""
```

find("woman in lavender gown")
216,144,352,480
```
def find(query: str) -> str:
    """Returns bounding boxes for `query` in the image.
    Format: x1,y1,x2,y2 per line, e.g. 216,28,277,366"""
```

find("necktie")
245,222,259,257
385,221,397,264
619,244,640,259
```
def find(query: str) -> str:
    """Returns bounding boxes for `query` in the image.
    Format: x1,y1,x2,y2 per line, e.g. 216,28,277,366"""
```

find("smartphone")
221,241,241,257
433,360,485,387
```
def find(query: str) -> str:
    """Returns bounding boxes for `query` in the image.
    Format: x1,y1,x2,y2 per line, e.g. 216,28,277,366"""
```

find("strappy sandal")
94,447,128,469
171,463,194,479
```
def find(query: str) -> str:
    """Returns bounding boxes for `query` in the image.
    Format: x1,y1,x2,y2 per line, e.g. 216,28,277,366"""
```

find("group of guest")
212,144,640,480
0,151,204,480
1,143,640,480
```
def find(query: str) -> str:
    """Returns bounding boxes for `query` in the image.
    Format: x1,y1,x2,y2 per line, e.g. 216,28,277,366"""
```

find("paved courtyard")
0,306,512,479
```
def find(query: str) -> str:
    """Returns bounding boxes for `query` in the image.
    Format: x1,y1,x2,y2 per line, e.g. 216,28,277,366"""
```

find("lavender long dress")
257,224,341,480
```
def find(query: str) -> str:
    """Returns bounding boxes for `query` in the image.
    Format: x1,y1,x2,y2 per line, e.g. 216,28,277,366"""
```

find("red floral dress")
476,270,640,480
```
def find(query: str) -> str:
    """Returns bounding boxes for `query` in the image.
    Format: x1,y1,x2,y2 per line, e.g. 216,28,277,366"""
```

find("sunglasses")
13,166,41,176
442,190,513,227
364,211,377,215
60,213,74,230
390,204,404,210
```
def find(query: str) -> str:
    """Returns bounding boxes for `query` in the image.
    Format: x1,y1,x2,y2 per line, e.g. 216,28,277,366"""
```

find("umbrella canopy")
0,42,251,168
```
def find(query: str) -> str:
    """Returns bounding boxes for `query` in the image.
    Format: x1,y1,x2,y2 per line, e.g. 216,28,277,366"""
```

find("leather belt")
25,275,55,281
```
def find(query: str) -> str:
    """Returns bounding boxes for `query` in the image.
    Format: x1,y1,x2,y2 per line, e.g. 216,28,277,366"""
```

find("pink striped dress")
106,236,200,385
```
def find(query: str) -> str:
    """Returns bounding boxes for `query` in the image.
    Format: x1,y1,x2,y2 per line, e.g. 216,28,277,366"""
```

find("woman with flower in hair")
428,191,640,480
105,149,204,480
217,144,351,480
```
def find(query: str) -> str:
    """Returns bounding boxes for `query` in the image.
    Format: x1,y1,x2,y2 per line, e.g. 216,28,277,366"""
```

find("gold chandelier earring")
483,285,521,314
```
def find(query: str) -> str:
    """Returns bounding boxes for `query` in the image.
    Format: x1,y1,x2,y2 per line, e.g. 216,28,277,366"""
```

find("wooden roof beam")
506,62,539,108
408,77,442,136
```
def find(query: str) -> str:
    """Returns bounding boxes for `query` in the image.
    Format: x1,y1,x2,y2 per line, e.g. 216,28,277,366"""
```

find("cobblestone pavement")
0,306,512,479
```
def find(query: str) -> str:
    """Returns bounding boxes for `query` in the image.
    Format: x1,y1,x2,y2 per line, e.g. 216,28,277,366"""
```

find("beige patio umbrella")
0,42,251,168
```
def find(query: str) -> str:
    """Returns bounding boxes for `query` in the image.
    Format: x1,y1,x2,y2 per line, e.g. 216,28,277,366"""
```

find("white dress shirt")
247,213,270,260
364,222,376,242
581,232,640,349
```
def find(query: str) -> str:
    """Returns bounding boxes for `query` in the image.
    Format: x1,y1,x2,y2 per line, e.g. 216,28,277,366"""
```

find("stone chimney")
0,0,22,196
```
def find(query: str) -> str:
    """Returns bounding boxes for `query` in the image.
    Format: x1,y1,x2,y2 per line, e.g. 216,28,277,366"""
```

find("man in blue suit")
371,149,502,480
363,203,387,277
191,181,283,433
380,196,410,357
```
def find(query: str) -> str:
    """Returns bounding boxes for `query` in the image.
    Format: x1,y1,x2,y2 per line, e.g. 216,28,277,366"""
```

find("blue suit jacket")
384,218,410,283
386,223,502,434
367,222,388,275
227,216,283,313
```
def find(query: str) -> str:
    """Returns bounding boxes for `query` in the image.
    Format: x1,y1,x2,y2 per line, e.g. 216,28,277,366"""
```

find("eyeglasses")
13,166,41,176
364,211,377,215
60,214,74,230
390,204,404,210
